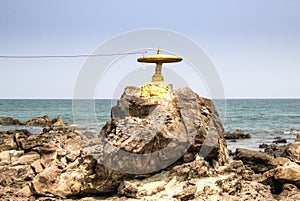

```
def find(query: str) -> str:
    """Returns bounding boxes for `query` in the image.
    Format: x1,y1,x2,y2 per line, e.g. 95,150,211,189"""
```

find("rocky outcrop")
233,142,300,195
286,133,300,164
260,133,300,164
25,116,65,127
259,143,289,158
93,87,229,174
0,116,65,127
1,87,299,200
0,129,125,199
224,129,251,140
0,117,23,125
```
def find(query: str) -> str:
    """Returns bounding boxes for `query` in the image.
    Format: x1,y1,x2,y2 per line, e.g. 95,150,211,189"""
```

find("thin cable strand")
0,51,148,59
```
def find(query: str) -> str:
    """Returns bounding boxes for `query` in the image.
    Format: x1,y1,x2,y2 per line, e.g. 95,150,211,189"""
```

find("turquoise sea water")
0,99,299,151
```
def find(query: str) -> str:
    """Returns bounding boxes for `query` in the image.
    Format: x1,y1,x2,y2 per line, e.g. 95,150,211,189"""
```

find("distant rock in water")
0,116,66,127
272,137,287,144
0,117,23,126
224,129,251,140
25,115,65,127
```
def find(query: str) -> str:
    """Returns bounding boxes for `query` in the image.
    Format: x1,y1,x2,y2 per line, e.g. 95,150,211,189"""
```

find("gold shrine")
137,48,183,97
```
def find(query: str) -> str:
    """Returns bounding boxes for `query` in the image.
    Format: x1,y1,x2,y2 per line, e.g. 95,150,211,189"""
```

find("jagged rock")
25,115,66,127
0,117,23,125
25,115,52,126
11,151,40,166
260,134,300,164
234,148,290,173
0,133,17,152
97,87,229,174
6,87,300,200
273,161,300,188
224,129,251,140
286,133,300,164
272,137,287,144
51,117,65,127
259,143,289,158
117,159,276,201
277,183,300,201
0,165,35,198
261,160,300,195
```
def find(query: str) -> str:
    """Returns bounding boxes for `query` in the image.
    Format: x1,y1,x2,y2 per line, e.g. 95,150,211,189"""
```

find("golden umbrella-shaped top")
137,48,182,82
137,48,182,63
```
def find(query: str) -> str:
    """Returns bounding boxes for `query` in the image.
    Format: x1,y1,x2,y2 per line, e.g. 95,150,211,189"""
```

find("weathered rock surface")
95,87,229,174
1,129,300,201
234,148,281,173
0,129,126,200
272,137,287,144
224,129,251,140
287,133,300,164
0,116,66,127
1,87,300,200
259,143,289,158
260,133,300,164
0,117,23,125
25,115,65,127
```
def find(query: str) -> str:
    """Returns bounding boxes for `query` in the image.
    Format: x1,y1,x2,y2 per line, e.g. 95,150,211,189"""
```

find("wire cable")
0,50,149,59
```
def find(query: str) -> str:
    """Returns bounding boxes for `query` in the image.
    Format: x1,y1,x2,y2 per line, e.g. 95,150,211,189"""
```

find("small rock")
224,129,251,139
272,137,287,144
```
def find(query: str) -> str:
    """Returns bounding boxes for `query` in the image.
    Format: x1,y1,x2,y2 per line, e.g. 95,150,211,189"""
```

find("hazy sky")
0,0,299,99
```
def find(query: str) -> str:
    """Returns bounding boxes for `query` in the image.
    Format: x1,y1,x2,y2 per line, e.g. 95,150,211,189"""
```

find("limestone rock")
259,143,289,158
97,87,229,174
277,183,300,201
0,132,17,151
274,161,300,188
25,115,66,127
25,115,52,126
51,117,65,127
234,148,279,173
286,133,300,164
0,117,23,125
224,129,251,140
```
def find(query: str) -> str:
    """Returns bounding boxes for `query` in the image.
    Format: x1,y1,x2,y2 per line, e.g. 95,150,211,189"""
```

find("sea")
0,99,299,151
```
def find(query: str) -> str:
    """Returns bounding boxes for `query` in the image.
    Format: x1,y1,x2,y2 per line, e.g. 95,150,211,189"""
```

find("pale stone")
11,151,40,166
274,161,300,185
0,150,11,166
31,159,44,174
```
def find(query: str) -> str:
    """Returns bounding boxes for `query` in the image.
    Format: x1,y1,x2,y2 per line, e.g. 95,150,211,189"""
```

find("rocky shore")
0,87,299,200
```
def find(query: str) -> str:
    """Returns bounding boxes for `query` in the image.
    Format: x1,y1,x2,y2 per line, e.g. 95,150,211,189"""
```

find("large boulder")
95,87,229,174
286,133,300,164
234,148,290,173
273,161,300,188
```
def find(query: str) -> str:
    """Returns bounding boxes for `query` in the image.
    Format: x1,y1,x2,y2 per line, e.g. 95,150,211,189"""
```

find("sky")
0,0,299,99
